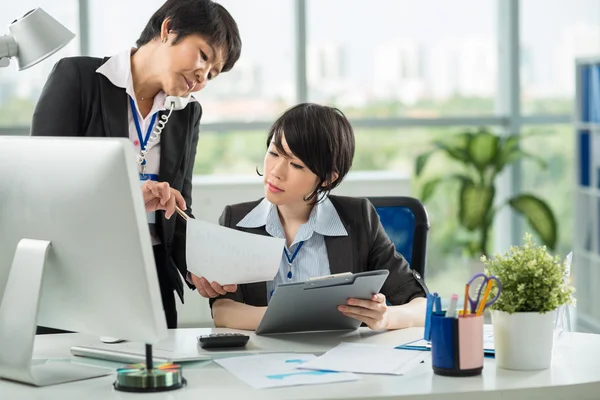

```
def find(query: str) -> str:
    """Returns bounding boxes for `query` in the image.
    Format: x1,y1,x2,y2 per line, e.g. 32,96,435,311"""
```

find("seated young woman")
190,103,429,331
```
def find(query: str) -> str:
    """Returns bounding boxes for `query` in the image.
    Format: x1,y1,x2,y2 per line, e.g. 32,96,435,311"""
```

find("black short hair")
136,0,241,73
266,103,355,202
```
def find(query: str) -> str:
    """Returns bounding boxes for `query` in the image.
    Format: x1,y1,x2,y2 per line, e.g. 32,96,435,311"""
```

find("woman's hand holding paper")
190,274,238,298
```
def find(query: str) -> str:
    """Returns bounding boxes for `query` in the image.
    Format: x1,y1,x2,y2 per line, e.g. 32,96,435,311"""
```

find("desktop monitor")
0,136,167,386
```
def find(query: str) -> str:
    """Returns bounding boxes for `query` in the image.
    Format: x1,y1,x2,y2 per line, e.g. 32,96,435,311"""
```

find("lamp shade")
8,8,75,71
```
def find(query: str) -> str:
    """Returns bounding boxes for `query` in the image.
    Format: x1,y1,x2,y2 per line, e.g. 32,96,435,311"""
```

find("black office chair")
367,196,430,281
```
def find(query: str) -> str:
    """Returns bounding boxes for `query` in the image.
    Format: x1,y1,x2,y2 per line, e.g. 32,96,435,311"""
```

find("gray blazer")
30,56,201,301
211,195,428,308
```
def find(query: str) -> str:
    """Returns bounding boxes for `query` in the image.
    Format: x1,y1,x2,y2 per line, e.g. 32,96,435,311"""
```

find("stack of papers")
215,345,428,389
215,353,359,389
298,343,428,375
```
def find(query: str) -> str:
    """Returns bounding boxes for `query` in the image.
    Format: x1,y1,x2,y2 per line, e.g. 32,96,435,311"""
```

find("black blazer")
210,195,428,308
30,56,201,301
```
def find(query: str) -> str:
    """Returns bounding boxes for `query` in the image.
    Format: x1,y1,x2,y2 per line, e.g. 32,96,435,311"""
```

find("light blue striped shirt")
236,197,348,302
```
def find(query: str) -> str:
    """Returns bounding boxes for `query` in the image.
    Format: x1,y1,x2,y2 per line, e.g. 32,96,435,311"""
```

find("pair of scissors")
466,273,502,315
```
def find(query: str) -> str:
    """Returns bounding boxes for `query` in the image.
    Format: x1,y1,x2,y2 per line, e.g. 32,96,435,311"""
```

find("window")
0,1,80,127
196,125,485,297
89,0,295,123
399,127,496,297
88,0,165,57
520,125,573,256
200,0,296,123
306,0,497,118
521,0,600,115
193,130,266,175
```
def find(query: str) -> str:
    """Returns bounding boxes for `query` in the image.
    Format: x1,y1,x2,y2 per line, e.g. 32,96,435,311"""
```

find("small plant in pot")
481,233,574,371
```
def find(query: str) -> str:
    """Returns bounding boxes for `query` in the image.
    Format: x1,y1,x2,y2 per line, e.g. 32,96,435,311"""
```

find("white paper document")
398,324,495,352
215,353,359,389
298,342,428,375
186,218,285,284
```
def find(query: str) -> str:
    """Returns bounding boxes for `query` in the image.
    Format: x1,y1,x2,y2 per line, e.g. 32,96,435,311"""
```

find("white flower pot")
491,309,557,370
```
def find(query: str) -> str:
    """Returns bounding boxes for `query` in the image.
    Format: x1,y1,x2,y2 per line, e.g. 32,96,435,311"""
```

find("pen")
433,292,442,313
462,283,469,318
445,294,458,318
476,280,493,316
175,206,188,221
424,293,434,341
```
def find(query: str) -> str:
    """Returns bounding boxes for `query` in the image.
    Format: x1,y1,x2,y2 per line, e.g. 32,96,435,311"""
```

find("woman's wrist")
385,298,427,330
212,299,266,330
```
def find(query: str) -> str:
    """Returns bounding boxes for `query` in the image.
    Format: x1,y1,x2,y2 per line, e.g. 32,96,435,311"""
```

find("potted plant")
482,233,575,370
415,127,558,258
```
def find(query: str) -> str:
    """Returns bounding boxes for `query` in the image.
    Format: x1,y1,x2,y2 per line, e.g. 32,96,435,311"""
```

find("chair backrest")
367,196,430,281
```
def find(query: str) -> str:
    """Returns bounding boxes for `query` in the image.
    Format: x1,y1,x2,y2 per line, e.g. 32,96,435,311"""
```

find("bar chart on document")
575,56,600,333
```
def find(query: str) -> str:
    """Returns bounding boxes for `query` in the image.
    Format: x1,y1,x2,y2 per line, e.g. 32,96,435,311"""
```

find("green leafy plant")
415,127,557,257
481,233,574,314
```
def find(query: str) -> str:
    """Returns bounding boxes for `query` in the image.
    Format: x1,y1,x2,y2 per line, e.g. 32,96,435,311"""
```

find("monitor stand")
0,239,111,386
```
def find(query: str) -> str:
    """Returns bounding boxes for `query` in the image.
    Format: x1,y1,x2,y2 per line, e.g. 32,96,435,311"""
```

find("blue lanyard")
283,241,305,279
129,96,157,154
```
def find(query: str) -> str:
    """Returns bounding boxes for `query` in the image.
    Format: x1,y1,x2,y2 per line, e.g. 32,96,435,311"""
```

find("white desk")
2,327,600,399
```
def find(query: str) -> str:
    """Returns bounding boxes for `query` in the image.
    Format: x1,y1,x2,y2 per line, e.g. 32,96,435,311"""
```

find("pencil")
476,280,493,316
462,283,469,318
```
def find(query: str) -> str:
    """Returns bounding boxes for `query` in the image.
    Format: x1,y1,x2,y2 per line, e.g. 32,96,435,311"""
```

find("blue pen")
423,293,435,341
433,292,442,313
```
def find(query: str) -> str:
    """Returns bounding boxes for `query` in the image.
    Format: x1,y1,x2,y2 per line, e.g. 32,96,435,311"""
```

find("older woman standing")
31,0,242,330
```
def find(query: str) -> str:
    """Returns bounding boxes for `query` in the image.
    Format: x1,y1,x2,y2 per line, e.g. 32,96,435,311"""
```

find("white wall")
177,171,411,327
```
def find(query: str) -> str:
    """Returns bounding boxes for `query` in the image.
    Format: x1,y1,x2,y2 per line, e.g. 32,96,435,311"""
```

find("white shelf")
575,59,600,332
573,248,600,263
576,123,600,131
576,187,600,197
577,55,600,65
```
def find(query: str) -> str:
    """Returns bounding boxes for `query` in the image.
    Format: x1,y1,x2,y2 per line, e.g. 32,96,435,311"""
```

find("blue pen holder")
430,312,484,377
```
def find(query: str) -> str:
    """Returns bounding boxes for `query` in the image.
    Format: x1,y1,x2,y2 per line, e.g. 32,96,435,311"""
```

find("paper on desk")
186,218,285,284
215,353,359,389
298,342,428,375
397,324,495,353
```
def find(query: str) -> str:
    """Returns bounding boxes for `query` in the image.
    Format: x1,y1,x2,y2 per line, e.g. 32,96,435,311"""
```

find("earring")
162,37,167,43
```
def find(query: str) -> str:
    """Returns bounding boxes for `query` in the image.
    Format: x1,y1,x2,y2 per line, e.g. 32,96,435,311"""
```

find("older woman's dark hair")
136,0,241,73
266,103,355,202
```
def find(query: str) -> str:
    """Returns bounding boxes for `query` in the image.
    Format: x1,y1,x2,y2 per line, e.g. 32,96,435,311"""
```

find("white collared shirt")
96,49,197,244
237,197,348,302
96,49,169,176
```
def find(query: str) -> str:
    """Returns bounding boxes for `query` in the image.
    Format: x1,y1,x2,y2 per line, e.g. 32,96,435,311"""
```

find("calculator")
197,333,249,349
